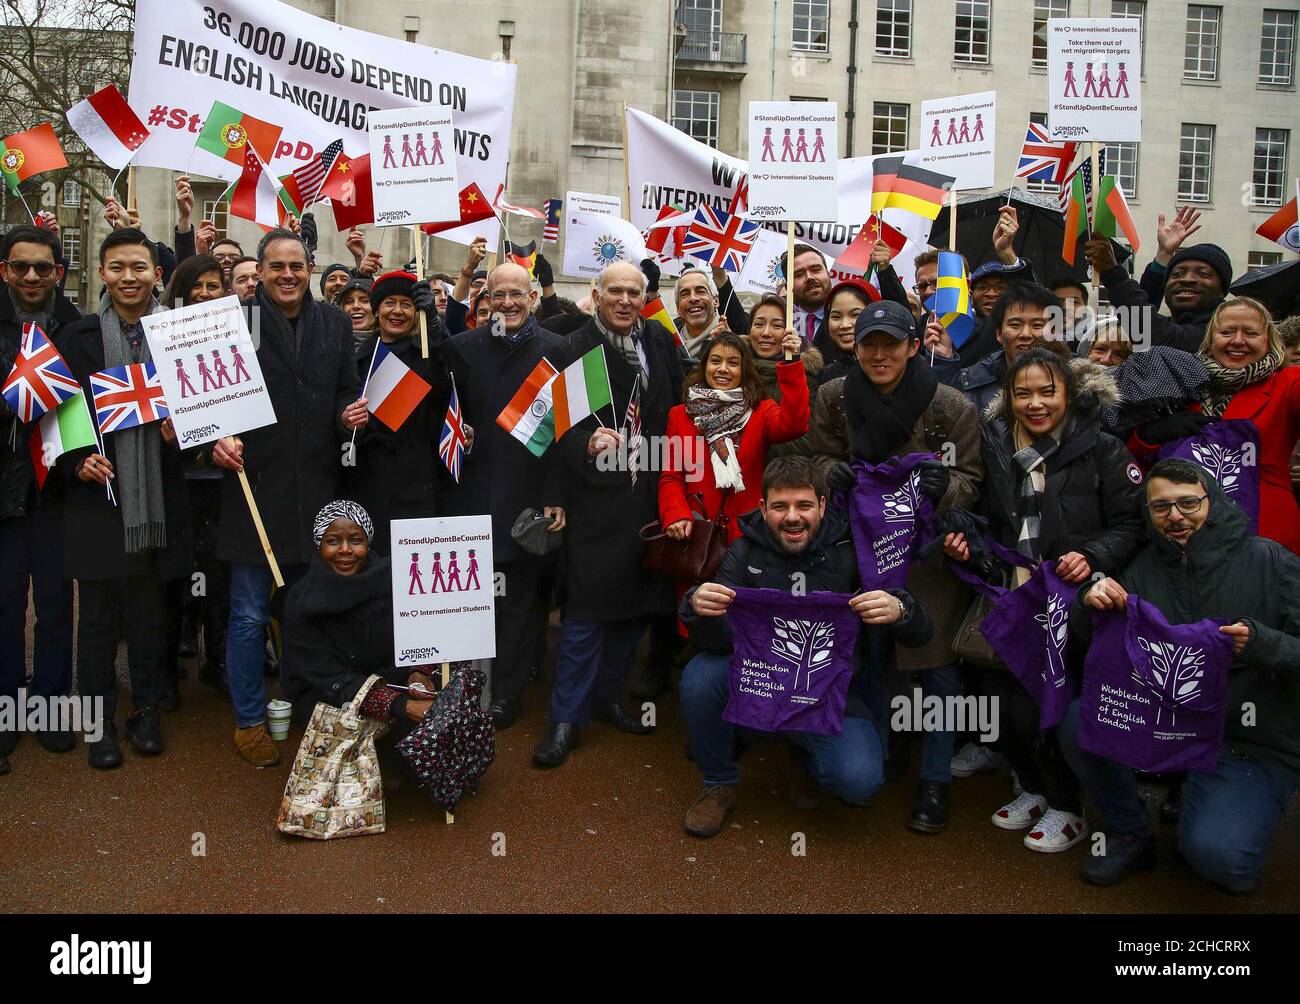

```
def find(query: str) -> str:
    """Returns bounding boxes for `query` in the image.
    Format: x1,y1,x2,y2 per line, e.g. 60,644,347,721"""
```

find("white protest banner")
565,190,621,217
919,91,996,190
746,101,839,223
1046,18,1142,141
391,515,495,668
367,105,459,226
561,209,649,280
127,0,514,244
140,295,275,447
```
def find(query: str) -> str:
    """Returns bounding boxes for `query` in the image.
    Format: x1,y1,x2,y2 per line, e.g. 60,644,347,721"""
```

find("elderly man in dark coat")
533,261,685,766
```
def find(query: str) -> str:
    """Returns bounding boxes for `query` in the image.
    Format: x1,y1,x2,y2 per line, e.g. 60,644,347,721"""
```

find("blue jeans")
919,663,961,783
0,509,72,702
549,618,646,725
1059,698,1296,893
679,651,884,804
227,562,304,728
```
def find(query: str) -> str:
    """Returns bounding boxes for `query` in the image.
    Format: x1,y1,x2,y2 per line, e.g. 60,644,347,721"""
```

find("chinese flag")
835,215,907,274
422,183,497,235
319,153,374,230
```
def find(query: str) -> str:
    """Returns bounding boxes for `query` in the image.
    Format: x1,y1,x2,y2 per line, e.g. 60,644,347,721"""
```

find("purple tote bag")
1078,595,1234,774
1157,418,1260,533
847,453,937,592
722,587,862,736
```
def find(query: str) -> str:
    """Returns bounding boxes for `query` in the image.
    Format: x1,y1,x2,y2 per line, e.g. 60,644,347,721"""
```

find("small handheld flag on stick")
65,86,150,171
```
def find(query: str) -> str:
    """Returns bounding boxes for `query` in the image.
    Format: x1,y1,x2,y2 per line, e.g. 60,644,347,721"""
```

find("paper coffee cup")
267,699,292,740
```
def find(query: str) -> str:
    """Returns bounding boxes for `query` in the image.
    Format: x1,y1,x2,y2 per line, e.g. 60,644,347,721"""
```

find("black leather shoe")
907,780,951,834
158,678,181,713
489,697,521,730
87,721,123,769
1082,831,1157,886
126,708,164,755
0,727,18,757
592,701,653,735
37,728,75,753
532,722,579,767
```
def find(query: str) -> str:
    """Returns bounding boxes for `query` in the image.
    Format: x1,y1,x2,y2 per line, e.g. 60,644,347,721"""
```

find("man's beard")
773,519,816,554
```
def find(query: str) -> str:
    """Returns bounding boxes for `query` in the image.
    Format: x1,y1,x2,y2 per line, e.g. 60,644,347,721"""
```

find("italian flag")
0,123,67,195
551,346,613,441
65,86,149,171
196,101,282,169
28,392,97,490
1061,169,1089,266
1093,176,1141,252
496,358,559,457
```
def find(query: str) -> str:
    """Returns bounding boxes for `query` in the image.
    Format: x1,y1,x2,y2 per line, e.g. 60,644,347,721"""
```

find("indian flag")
28,392,97,490
1093,176,1141,252
551,346,612,441
1062,170,1088,266
496,358,559,457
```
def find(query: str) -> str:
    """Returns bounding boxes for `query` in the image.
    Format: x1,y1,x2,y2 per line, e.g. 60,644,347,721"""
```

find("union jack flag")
1058,148,1107,216
439,374,467,484
623,373,642,488
681,203,760,274
1015,123,1077,185
89,362,168,434
2,323,80,423
542,199,562,243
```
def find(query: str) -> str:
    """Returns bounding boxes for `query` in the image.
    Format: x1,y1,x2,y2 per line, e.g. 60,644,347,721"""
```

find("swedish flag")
933,252,976,349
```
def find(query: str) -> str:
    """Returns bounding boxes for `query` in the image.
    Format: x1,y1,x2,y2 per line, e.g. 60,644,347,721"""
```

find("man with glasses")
1058,459,1300,893
0,226,80,766
210,241,245,288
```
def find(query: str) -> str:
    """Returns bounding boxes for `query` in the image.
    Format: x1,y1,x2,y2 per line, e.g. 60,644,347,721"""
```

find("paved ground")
3,643,1298,914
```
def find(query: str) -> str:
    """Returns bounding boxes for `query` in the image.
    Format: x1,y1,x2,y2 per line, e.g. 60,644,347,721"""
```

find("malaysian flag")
681,203,760,273
2,323,81,423
89,362,169,434
623,373,642,487
1059,148,1107,216
439,374,467,483
1015,123,1078,185
289,138,344,208
542,199,562,243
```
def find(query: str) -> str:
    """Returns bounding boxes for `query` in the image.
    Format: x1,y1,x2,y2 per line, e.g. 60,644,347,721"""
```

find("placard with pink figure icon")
1046,18,1142,141
918,90,996,190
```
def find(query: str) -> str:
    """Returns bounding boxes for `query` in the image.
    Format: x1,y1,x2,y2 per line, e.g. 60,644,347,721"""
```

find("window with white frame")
1184,5,1221,81
672,89,721,148
1260,9,1297,86
62,228,80,268
62,180,81,207
203,200,230,237
875,0,912,58
1253,128,1290,206
793,1,830,52
1247,250,1284,270
1032,1,1069,68
1025,112,1060,195
872,102,909,154
954,1,992,64
1178,124,1215,202
1111,1,1146,71
1104,142,1139,199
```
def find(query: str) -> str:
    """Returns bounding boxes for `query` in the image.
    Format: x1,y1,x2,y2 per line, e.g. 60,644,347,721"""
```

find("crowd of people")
1,176,1297,897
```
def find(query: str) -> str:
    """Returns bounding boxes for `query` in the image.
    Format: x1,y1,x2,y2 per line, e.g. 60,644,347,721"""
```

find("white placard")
561,209,649,280
1046,18,1142,141
565,190,621,217
366,105,459,227
746,101,839,222
390,515,495,667
918,90,996,190
141,295,276,447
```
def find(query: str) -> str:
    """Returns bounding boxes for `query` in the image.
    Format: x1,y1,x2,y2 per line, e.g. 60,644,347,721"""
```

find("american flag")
542,199,562,243
439,374,467,483
681,203,760,273
289,138,343,208
1059,148,1107,216
623,373,642,487
89,362,168,434
1015,123,1077,185
2,323,80,422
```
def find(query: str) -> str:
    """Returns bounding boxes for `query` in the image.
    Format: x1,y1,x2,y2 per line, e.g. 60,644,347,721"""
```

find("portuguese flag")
1093,175,1141,252
1,123,67,195
196,101,282,169
1062,169,1089,266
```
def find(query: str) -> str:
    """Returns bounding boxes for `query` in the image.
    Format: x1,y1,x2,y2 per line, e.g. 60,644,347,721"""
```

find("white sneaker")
991,791,1048,830
951,743,1004,778
1023,808,1088,852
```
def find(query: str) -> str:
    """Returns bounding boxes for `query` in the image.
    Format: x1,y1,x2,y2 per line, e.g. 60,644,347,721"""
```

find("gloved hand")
922,507,991,560
534,252,554,289
411,279,435,313
1136,411,1213,445
917,460,950,502
827,461,855,494
640,257,661,295
300,212,318,253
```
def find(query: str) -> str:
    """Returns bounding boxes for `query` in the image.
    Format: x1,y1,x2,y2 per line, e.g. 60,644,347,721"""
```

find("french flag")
363,342,432,432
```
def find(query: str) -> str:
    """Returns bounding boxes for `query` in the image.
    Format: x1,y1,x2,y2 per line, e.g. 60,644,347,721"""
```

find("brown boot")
684,784,737,837
235,724,281,767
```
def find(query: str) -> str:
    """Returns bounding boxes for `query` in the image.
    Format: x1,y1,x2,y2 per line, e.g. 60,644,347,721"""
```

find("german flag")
883,164,953,220
505,240,538,279
869,156,904,215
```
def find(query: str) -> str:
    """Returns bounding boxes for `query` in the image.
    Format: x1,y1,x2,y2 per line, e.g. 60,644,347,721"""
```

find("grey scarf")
98,298,167,553
594,312,647,378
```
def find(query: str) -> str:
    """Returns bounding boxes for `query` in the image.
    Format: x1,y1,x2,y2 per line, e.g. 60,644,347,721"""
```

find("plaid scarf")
1011,423,1063,574
686,385,751,491
1199,352,1280,418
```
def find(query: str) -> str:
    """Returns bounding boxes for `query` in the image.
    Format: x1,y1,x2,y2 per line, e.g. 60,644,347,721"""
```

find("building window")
872,102,909,154
1178,124,1215,202
62,180,81,207
792,1,830,52
1253,128,1290,206
672,89,721,148
1260,9,1297,86
1024,112,1060,195
875,0,912,58
678,0,723,60
1104,141,1140,199
1184,5,1221,81
1111,1,1146,71
954,1,992,64
1032,1,1069,68
62,228,80,268
203,200,230,237
1247,250,1284,270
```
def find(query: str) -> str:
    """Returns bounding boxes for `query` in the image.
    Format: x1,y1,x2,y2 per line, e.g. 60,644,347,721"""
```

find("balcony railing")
677,29,748,65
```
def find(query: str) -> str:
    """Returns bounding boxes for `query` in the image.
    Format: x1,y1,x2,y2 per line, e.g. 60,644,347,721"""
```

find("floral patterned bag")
276,675,389,840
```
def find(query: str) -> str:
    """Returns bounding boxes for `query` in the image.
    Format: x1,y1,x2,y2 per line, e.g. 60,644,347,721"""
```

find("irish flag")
1,124,67,195
28,392,97,490
1093,176,1141,252
1061,170,1089,266
551,346,613,441
363,342,432,431
496,358,559,457
65,86,149,171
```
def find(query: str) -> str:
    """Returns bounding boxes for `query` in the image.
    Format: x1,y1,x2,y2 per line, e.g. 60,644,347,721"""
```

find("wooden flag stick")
442,659,453,825
237,468,284,588
948,187,958,252
620,100,632,221
784,221,795,360
412,225,429,358
126,167,138,214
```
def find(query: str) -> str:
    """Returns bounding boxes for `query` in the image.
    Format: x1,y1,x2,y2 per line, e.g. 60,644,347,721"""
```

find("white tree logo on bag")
1034,591,1070,682
1190,442,1242,495
881,470,922,524
771,618,835,691
1133,638,1205,726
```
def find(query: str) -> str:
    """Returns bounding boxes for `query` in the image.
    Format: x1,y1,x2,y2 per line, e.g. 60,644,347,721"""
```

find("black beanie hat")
318,263,352,296
1168,243,1232,291
332,275,373,306
369,270,418,313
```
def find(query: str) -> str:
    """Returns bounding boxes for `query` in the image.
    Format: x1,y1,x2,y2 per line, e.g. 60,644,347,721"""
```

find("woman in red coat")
659,331,809,545
1130,297,1300,554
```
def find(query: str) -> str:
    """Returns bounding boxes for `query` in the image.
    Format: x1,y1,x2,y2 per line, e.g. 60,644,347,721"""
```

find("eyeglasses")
1146,496,1207,518
3,260,57,278
213,252,241,263
913,280,937,295
489,290,529,303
